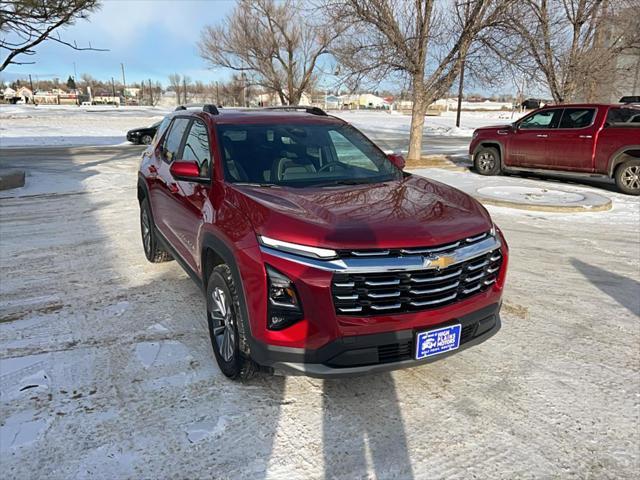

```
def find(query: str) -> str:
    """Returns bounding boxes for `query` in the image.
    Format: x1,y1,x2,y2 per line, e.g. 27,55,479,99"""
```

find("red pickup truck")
469,104,640,195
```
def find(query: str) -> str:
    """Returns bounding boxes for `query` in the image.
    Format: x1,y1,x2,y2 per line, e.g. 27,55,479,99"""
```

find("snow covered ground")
0,104,520,148
1,145,638,479
0,105,167,148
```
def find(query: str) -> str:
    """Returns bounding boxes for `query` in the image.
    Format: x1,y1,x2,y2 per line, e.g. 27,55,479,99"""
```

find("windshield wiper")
234,182,277,188
313,179,377,187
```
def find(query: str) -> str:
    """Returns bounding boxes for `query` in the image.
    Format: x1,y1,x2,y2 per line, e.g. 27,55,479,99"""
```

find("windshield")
217,123,401,187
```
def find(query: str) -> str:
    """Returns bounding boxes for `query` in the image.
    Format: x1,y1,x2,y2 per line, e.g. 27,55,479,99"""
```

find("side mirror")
170,160,201,181
387,153,406,170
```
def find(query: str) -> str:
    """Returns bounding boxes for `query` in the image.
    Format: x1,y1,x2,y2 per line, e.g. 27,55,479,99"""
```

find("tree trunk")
407,77,428,166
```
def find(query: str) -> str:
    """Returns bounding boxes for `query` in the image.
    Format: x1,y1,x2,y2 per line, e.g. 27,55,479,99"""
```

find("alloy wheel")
210,287,236,362
141,209,151,255
477,152,496,172
620,165,640,190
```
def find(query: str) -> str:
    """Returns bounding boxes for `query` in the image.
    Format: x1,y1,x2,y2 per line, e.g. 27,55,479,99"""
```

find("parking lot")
1,141,639,479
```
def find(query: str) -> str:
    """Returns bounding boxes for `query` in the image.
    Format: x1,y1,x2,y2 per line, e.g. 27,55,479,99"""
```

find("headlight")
258,235,337,259
265,265,303,330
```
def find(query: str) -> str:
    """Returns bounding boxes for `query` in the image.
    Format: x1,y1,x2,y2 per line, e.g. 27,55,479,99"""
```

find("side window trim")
182,118,213,182
162,116,191,164
557,107,597,130
518,108,562,130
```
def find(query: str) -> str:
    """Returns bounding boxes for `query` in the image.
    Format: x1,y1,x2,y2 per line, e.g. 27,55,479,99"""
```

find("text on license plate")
415,324,461,360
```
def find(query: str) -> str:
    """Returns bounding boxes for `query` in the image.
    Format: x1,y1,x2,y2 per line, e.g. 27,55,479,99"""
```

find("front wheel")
141,134,153,145
206,264,257,380
474,147,502,176
615,159,640,195
140,198,172,263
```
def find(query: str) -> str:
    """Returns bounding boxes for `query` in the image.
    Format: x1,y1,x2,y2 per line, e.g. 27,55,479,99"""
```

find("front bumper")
249,302,501,378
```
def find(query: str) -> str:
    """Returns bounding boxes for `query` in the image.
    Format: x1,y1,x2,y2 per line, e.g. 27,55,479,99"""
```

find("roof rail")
264,105,327,116
174,104,220,115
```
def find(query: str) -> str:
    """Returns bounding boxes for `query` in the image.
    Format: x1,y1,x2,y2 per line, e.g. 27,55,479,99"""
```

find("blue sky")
2,0,237,86
1,0,521,96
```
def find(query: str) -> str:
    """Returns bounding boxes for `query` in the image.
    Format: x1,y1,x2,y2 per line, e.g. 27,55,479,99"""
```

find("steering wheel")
318,161,348,173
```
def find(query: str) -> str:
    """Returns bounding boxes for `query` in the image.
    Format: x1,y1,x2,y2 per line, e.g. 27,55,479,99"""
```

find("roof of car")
539,103,636,109
170,106,346,125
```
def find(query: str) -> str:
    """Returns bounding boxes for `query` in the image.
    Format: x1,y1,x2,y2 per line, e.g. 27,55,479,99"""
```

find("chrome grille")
339,232,489,259
332,248,503,315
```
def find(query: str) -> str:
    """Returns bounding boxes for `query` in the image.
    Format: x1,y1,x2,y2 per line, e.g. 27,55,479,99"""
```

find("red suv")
470,103,640,195
137,105,509,379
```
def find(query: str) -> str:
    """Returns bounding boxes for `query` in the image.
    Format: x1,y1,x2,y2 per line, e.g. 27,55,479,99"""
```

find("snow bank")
0,104,524,148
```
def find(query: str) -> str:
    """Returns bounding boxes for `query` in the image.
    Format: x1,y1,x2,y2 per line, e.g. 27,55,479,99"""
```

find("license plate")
415,324,461,360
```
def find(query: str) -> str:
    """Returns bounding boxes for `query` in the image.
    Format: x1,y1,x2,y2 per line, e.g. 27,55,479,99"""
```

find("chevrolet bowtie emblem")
424,255,456,270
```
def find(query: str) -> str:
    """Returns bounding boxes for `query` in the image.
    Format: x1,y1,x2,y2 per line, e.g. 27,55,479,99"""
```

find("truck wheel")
206,264,257,380
474,147,502,176
615,159,640,195
140,198,172,262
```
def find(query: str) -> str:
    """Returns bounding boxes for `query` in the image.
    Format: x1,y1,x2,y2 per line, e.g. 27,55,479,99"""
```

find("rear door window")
182,120,211,178
519,109,562,129
606,107,640,125
559,108,596,129
162,118,190,163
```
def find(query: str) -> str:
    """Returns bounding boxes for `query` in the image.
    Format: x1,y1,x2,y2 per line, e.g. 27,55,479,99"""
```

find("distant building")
340,93,390,109
16,87,33,103
34,91,58,105
92,94,120,105
2,87,16,103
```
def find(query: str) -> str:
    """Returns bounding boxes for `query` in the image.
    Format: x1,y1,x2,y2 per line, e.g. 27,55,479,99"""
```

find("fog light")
266,265,303,330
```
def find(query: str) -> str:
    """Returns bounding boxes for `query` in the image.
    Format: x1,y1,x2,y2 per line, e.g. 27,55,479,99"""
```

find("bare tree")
198,0,341,105
496,0,640,103
327,0,513,164
0,0,105,72
168,73,183,105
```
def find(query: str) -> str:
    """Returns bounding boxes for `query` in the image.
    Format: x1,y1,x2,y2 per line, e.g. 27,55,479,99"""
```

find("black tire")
474,146,502,176
141,134,153,145
614,159,640,195
140,198,172,263
206,264,257,380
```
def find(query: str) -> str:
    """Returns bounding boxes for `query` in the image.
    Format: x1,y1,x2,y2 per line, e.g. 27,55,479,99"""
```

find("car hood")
228,175,492,250
475,124,512,131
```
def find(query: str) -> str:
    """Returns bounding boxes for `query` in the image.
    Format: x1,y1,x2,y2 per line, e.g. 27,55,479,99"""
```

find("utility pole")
215,81,220,106
121,63,127,106
73,62,77,81
148,79,153,106
456,59,465,128
111,77,116,106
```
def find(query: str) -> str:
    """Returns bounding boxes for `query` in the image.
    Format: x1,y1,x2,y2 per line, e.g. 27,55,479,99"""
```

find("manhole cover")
476,186,585,204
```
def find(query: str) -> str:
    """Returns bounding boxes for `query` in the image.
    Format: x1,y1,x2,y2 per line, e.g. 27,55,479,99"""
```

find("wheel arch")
201,232,254,353
137,175,149,204
608,145,640,177
474,141,505,168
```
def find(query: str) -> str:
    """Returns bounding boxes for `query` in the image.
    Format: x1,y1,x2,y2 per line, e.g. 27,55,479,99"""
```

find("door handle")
579,135,593,139
536,134,548,138
168,183,179,194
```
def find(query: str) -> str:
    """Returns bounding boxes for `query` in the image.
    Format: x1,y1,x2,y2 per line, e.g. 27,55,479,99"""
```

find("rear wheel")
615,159,640,195
141,134,153,145
206,264,257,380
474,147,502,176
140,198,172,262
